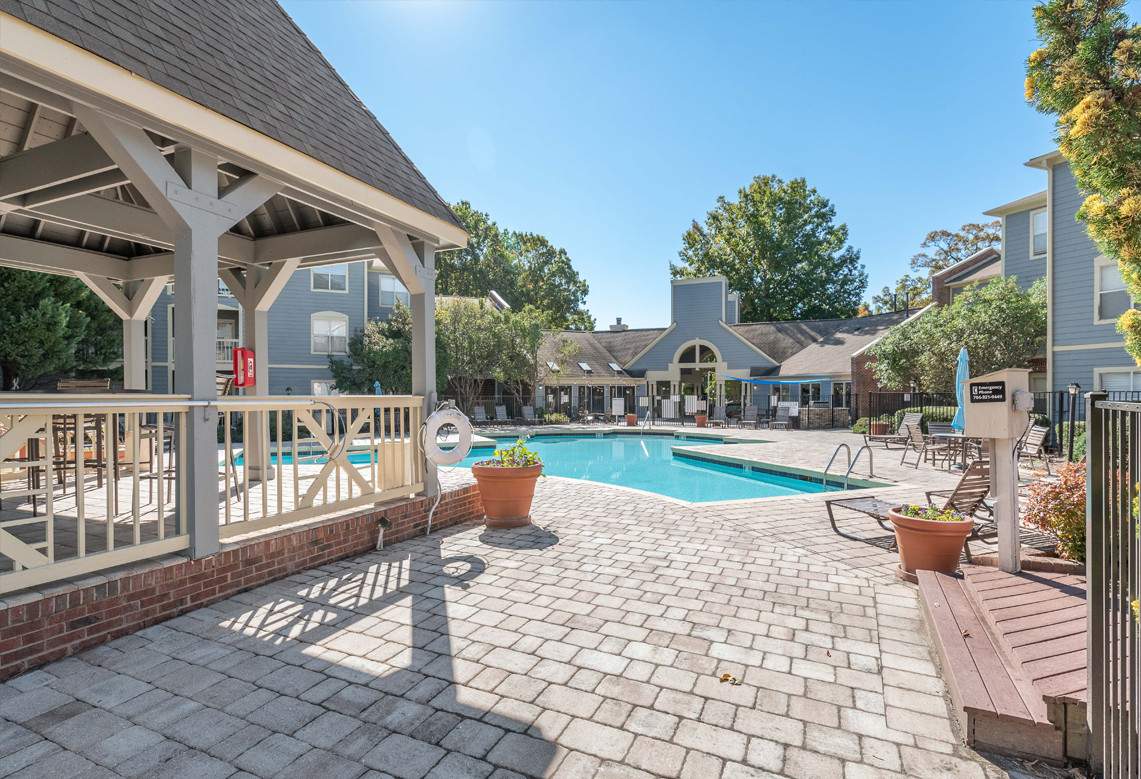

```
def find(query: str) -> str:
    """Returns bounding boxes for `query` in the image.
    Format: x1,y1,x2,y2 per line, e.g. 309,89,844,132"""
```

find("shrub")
898,504,966,523
543,412,569,424
1024,461,1086,561
1058,421,1086,460
890,406,957,433
851,417,869,435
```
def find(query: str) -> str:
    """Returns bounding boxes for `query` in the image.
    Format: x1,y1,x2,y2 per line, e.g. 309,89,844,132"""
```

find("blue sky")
283,0,1056,328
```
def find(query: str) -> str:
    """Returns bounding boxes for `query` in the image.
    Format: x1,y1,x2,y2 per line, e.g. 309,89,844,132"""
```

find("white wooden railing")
0,394,424,592
215,338,239,364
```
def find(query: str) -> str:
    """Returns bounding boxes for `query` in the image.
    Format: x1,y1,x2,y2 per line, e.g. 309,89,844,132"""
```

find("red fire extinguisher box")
233,347,256,388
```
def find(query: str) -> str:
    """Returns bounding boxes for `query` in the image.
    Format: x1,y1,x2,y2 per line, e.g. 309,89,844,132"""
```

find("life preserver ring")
423,407,473,465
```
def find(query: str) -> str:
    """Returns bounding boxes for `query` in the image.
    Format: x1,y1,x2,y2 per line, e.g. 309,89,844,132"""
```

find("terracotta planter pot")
868,421,890,436
625,414,638,427
695,414,708,428
472,463,542,528
888,507,973,583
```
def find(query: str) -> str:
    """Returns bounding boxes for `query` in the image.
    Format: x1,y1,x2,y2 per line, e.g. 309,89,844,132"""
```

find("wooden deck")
918,565,1089,763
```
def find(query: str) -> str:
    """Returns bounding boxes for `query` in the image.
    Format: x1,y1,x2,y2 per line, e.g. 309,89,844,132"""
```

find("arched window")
679,345,697,363
311,312,349,354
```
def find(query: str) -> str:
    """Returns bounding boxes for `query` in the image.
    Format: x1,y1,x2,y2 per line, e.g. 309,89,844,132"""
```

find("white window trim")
1094,367,1141,392
1030,207,1048,258
311,264,349,294
310,311,350,355
1094,254,1131,325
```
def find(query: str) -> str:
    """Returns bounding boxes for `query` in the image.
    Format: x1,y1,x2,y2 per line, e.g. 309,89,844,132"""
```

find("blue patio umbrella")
951,347,969,431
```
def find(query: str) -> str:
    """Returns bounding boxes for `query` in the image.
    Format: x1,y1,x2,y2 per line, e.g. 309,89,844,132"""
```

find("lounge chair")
740,405,759,429
900,423,952,469
494,405,510,424
710,404,728,427
864,412,922,449
522,406,538,424
471,406,488,425
770,405,791,431
1016,423,1052,474
826,459,993,552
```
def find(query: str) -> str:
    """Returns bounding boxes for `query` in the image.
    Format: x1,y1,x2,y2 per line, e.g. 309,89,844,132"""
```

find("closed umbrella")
951,347,969,432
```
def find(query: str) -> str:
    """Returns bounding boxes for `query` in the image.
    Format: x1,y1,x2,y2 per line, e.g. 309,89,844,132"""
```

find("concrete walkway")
0,431,1059,778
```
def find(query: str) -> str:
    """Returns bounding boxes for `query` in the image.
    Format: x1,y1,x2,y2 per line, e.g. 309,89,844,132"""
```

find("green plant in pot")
888,503,973,583
471,439,543,529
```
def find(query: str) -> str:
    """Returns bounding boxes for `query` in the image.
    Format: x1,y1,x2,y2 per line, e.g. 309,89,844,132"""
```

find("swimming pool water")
460,434,837,502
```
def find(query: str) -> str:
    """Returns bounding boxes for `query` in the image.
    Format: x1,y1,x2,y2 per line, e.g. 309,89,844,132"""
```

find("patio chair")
900,423,952,469
1016,423,1052,475
770,405,791,430
522,406,538,424
471,406,489,425
864,412,922,450
710,404,728,427
494,405,510,424
740,405,759,429
826,459,993,554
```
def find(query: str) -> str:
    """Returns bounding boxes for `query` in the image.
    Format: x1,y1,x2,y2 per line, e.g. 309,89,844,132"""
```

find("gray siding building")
986,152,1136,394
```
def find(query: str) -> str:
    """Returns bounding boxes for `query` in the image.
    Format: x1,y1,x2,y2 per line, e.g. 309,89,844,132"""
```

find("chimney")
609,317,629,332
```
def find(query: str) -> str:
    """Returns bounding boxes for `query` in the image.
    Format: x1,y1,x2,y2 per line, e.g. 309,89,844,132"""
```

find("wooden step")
917,569,1066,762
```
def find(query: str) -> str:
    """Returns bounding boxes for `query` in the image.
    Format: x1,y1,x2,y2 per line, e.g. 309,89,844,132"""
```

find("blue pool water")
460,434,838,502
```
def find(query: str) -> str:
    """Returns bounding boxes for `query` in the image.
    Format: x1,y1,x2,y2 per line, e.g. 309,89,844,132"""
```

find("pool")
459,433,840,502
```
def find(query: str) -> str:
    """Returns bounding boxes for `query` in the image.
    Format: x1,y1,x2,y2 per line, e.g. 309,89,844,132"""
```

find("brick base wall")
0,484,483,681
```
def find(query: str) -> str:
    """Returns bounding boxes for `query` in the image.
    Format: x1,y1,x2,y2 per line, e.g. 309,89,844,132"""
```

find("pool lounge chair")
900,423,953,469
495,405,510,424
825,459,993,553
710,405,728,427
522,406,538,424
739,405,759,429
1016,423,1052,474
770,405,791,430
471,406,489,425
864,412,922,450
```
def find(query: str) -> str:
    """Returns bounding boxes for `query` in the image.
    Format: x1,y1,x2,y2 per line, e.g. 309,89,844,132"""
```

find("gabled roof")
984,191,1046,217
777,312,907,377
592,328,668,365
3,0,460,229
538,330,638,382
931,247,1001,284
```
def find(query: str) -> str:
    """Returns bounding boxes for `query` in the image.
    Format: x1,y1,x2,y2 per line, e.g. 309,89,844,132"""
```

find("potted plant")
471,439,543,528
888,504,973,583
626,412,638,427
868,419,890,436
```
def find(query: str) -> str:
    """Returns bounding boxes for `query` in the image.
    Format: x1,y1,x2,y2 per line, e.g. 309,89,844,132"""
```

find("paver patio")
1,430,1058,778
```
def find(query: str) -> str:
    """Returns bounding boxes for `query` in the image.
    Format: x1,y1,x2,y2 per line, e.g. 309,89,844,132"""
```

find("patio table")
932,431,978,470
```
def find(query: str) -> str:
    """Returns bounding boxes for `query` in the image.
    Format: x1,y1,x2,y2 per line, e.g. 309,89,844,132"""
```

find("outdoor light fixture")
1067,383,1080,462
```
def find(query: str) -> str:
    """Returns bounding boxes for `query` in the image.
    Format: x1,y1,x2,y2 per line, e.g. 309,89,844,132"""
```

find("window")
1096,256,1132,323
1031,208,1048,257
546,361,560,373
311,380,336,396
800,382,822,406
311,313,348,354
578,362,593,374
378,274,410,307
679,345,697,363
607,362,623,373
778,384,794,402
831,381,852,408
311,264,348,292
1097,370,1141,392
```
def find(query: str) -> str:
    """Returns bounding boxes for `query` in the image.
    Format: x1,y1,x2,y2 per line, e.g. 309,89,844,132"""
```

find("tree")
435,201,595,330
870,222,1002,313
671,175,867,321
909,221,1002,274
435,298,505,413
327,302,446,395
0,269,122,390
493,309,545,409
869,277,1047,391
1025,0,1141,361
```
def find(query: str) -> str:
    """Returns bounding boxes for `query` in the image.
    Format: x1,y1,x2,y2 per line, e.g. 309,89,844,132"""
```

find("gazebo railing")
0,394,423,592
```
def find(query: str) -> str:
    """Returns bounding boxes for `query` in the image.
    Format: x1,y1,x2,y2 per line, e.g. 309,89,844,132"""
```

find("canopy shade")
724,376,835,386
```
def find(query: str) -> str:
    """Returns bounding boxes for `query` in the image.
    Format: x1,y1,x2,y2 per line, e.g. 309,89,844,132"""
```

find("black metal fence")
855,392,959,432
1086,392,1140,776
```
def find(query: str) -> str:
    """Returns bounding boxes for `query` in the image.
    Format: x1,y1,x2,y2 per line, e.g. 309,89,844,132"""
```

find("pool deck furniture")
901,423,953,469
522,406,537,424
740,405,759,429
770,405,791,430
494,405,510,424
471,406,489,425
917,565,1087,763
864,412,922,450
1016,423,1053,475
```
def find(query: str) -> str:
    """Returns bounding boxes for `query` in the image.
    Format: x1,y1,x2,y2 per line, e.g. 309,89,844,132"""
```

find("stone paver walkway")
1,432,1050,778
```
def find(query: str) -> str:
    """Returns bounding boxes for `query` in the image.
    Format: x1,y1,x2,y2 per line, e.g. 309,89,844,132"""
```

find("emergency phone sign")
233,347,256,388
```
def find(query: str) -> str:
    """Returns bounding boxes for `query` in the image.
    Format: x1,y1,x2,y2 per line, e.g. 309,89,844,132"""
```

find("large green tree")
870,221,1002,313
326,302,447,396
1025,0,1141,361
435,201,594,330
0,269,122,390
869,277,1047,391
671,175,867,321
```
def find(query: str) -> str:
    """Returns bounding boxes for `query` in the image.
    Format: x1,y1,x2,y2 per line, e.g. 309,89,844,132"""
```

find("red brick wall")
851,353,884,420
0,485,483,681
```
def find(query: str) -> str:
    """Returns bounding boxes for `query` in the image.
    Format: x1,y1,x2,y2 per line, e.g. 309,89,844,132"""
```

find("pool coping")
668,446,889,490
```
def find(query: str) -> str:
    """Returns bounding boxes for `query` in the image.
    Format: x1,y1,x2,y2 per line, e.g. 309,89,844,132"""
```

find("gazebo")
0,3,467,595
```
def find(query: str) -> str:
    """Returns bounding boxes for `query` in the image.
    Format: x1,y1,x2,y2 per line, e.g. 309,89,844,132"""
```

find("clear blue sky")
283,0,1056,328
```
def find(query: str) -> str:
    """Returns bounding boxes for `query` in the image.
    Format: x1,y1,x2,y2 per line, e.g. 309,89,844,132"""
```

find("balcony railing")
0,394,424,592
215,338,239,364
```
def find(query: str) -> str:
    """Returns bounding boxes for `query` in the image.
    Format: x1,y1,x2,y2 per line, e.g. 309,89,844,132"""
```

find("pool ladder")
823,443,875,489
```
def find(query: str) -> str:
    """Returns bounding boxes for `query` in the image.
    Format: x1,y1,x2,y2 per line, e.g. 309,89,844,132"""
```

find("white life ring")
423,407,473,466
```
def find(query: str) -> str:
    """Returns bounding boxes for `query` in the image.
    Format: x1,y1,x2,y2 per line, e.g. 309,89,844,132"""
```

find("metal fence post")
1086,391,1107,772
